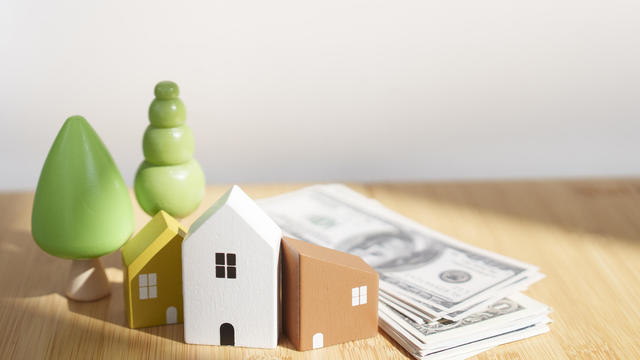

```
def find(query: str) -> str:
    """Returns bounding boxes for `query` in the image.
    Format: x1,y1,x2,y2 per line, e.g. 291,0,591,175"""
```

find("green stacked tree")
134,81,205,218
32,115,134,301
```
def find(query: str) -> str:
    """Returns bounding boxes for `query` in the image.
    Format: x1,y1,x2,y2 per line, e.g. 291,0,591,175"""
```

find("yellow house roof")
121,211,186,279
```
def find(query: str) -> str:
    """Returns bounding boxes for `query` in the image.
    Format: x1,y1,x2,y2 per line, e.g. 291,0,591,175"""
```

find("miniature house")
282,236,379,351
122,211,187,328
182,185,282,348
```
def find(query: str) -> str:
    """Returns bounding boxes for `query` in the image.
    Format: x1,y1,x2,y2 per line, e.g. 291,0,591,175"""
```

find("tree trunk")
66,258,110,301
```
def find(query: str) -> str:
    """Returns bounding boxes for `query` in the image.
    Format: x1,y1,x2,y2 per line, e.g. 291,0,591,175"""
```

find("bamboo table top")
1,180,640,359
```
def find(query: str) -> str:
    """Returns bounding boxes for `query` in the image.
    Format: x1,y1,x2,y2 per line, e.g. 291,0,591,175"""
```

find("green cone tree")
32,115,134,301
134,81,205,218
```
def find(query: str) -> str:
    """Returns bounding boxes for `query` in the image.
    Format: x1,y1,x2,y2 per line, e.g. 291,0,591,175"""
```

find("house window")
139,273,157,300
352,285,367,306
215,252,237,279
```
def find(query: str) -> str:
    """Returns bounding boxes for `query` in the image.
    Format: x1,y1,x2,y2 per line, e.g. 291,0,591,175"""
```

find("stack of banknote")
259,184,551,359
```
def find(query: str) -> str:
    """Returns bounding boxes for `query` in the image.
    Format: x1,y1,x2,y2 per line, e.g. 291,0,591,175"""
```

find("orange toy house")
282,237,379,351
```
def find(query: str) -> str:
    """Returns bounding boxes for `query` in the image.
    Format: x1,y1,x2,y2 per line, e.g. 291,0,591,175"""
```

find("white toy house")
182,185,282,348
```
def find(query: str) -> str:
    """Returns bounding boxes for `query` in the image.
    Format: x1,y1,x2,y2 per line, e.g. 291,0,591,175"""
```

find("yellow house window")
139,273,157,299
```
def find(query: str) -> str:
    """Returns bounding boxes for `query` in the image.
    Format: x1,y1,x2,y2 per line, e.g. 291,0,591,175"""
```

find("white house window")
215,252,237,279
352,285,367,306
139,273,157,300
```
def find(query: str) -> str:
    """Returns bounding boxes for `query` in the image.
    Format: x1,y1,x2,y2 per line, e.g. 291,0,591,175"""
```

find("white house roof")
187,185,282,249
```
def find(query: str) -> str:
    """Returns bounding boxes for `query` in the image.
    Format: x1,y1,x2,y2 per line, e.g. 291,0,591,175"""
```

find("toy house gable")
121,211,187,328
182,185,282,348
282,236,379,351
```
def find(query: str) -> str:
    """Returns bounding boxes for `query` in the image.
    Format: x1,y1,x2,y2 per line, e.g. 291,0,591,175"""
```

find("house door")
313,332,324,349
220,323,235,346
166,306,177,324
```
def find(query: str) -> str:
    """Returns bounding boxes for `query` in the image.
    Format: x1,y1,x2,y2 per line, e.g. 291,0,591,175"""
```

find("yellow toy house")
122,211,187,328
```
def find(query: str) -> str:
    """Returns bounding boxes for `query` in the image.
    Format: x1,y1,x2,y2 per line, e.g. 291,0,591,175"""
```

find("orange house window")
352,286,367,306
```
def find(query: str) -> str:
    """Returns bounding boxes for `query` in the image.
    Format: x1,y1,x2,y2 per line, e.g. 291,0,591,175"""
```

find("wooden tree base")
66,258,110,301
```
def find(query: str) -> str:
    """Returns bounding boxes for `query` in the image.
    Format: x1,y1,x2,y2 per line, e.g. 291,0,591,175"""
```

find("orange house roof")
283,237,377,275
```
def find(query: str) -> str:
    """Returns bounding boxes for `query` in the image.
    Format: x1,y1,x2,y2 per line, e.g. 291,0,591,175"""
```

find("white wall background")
1,0,639,190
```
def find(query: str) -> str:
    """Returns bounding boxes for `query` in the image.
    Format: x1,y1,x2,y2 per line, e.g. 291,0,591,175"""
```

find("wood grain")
1,180,640,359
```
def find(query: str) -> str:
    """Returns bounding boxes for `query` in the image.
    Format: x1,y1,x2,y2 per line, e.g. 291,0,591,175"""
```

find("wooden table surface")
1,180,640,359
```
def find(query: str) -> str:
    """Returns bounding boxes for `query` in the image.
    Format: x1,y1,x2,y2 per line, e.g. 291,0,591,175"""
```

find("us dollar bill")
380,315,550,359
379,293,549,347
259,184,541,317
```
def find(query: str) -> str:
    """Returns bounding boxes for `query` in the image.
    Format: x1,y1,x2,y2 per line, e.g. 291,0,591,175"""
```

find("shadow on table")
138,326,301,348
1,230,129,330
66,284,128,329
369,179,640,245
66,283,188,344
65,251,126,326
135,321,325,349
137,323,184,343
2,296,132,358
0,230,64,299
65,251,185,343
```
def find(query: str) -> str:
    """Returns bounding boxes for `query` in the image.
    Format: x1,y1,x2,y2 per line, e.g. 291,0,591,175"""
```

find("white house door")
166,306,177,324
312,332,324,349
